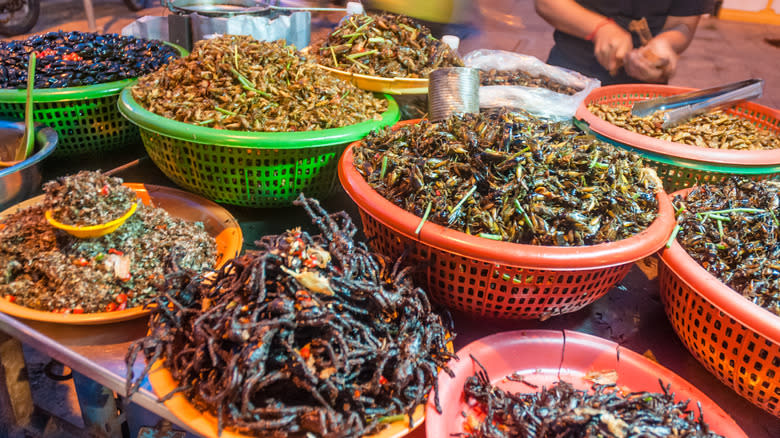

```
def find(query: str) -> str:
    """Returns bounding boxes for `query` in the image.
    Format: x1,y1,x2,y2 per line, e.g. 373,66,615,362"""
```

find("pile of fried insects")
588,103,780,150
315,13,463,78
458,356,724,438
126,195,455,437
671,177,780,316
354,110,660,246
132,36,387,132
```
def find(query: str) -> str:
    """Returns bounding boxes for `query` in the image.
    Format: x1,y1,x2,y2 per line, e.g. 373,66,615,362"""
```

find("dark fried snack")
126,195,455,437
354,110,659,246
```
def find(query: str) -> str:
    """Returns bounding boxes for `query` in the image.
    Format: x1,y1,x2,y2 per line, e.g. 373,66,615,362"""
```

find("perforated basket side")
140,130,344,208
359,206,631,319
650,161,780,192
659,263,780,416
0,95,137,156
429,253,631,318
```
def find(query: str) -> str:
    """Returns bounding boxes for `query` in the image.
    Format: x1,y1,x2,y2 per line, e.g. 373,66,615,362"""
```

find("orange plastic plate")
0,183,242,325
426,330,747,438
147,358,424,438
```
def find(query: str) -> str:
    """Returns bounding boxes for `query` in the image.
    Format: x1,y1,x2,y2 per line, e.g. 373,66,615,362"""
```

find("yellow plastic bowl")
45,202,138,238
316,64,429,95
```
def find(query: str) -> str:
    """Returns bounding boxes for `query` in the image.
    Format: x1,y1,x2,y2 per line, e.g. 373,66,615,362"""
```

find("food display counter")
0,148,775,438
1,9,779,438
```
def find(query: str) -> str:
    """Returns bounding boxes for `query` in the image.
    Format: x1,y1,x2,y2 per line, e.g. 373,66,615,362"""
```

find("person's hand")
625,37,679,83
591,21,633,76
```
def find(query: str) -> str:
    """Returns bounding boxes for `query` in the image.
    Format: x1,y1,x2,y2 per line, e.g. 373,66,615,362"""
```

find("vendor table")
0,145,778,438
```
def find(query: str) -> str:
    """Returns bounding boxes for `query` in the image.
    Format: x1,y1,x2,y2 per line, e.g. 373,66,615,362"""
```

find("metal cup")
428,67,479,121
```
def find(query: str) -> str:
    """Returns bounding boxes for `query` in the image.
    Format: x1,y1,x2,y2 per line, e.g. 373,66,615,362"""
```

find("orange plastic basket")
659,188,780,417
338,120,676,319
574,84,780,193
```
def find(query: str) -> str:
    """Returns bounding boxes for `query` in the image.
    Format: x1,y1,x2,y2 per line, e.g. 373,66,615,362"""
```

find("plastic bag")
463,49,600,121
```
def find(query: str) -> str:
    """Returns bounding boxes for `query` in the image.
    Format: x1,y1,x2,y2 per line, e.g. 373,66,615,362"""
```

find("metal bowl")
164,0,271,17
0,120,58,210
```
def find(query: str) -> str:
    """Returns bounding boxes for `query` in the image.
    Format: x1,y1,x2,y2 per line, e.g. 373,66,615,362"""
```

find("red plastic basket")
574,84,780,192
338,121,676,319
659,188,780,417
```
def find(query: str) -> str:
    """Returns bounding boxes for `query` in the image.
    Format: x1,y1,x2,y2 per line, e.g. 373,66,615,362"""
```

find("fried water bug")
672,177,780,316
354,110,660,246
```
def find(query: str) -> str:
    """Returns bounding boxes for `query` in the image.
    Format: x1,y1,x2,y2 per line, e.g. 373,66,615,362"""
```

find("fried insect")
459,356,723,438
479,69,579,95
126,195,455,437
132,36,387,132
315,13,463,78
589,103,780,150
354,110,659,246
673,178,780,316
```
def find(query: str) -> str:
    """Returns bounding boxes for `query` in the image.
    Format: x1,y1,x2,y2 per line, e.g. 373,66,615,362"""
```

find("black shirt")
547,0,713,84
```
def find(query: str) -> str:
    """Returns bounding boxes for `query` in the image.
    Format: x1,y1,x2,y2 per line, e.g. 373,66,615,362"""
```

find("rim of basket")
117,87,400,149
574,84,780,167
0,41,188,103
660,187,780,343
339,119,677,270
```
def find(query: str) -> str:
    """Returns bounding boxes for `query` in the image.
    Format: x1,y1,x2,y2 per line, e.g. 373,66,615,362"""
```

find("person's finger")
594,41,610,71
626,52,668,83
614,42,631,69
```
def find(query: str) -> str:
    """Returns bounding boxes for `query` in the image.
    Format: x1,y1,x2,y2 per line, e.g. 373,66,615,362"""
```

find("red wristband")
586,18,615,41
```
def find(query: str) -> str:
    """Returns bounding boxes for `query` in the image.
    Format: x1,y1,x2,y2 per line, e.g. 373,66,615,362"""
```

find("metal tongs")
631,79,764,129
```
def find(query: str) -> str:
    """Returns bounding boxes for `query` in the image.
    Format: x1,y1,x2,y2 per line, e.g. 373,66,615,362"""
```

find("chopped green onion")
329,46,338,67
230,68,272,97
214,106,237,116
379,155,388,179
478,233,503,240
398,23,416,33
415,201,433,235
448,186,477,224
665,224,680,248
378,414,406,424
346,49,379,61
514,199,534,230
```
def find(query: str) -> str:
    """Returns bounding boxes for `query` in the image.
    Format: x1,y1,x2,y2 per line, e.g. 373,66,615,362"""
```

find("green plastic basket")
0,43,187,157
117,87,400,207
574,84,780,192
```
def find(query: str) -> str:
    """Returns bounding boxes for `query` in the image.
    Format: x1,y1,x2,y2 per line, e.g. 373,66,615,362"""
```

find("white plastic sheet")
463,49,601,121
